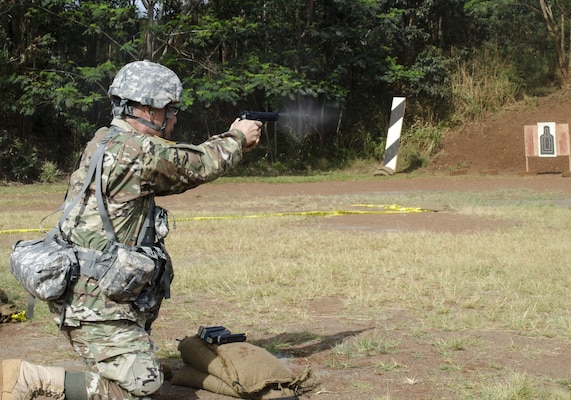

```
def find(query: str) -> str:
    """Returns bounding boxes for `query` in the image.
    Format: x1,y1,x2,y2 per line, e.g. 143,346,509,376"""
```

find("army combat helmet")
108,60,182,132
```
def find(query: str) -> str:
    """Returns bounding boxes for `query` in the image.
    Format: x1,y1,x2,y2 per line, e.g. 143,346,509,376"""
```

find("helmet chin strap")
129,114,167,135
113,99,167,135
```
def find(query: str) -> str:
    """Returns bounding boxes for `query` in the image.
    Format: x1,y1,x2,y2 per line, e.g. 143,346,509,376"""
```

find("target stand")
523,123,571,174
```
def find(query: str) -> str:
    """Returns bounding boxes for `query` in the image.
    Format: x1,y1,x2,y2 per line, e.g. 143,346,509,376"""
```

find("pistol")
239,110,279,122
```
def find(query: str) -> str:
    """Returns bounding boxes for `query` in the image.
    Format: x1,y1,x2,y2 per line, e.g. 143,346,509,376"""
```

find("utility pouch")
94,242,156,303
10,228,79,302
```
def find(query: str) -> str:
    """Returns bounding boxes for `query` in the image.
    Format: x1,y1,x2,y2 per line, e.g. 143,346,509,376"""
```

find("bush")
397,120,445,172
0,133,40,183
40,161,63,183
450,48,521,124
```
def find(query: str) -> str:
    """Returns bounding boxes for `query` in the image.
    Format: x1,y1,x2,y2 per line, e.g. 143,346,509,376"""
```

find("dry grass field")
1,173,571,400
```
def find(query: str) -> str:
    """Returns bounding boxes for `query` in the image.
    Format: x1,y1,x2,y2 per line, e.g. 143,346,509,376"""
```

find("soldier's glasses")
167,105,180,117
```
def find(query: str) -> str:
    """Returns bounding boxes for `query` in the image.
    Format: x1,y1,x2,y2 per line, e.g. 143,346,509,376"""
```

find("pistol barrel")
239,110,279,122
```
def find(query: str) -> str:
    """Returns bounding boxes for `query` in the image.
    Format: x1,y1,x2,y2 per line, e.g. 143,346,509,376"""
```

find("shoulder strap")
94,138,117,243
58,128,121,240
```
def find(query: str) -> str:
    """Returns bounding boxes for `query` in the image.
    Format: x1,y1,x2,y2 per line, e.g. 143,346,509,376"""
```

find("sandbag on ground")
171,335,310,399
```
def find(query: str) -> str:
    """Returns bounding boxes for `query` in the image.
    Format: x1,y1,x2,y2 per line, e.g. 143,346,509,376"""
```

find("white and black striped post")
376,97,406,176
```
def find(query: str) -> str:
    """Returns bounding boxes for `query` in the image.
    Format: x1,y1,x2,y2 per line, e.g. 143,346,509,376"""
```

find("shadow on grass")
250,327,375,357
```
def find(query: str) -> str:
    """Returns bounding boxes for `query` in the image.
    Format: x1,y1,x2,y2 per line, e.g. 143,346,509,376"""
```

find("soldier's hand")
231,119,262,152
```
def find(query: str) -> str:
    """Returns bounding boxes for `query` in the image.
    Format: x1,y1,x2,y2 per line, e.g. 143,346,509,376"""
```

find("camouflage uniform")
47,61,247,399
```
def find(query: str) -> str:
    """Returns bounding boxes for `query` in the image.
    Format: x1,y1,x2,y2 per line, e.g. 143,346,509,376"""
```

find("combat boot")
0,359,65,400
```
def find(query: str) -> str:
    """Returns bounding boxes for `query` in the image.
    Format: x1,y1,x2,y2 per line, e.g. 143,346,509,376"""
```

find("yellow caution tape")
352,204,430,213
0,204,431,234
176,204,431,222
0,228,42,235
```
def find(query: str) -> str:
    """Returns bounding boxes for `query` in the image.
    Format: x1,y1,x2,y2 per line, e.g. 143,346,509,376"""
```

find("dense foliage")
0,0,566,181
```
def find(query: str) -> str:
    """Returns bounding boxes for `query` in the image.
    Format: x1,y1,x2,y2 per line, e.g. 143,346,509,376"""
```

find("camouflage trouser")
61,320,163,399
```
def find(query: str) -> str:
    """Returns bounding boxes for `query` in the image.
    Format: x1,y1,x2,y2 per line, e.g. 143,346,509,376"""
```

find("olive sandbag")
171,335,309,398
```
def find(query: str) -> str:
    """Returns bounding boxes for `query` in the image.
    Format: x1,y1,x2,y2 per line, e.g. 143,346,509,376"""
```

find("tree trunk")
539,0,568,82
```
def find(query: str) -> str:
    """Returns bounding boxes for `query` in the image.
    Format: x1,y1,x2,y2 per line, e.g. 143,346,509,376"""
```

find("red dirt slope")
427,89,571,174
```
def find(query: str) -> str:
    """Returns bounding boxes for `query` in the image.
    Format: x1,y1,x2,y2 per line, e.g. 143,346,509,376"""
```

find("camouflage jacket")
49,118,246,327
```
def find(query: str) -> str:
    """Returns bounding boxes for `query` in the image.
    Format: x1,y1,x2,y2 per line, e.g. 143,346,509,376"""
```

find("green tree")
465,0,558,90
0,0,568,181
536,0,571,83
0,0,139,181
